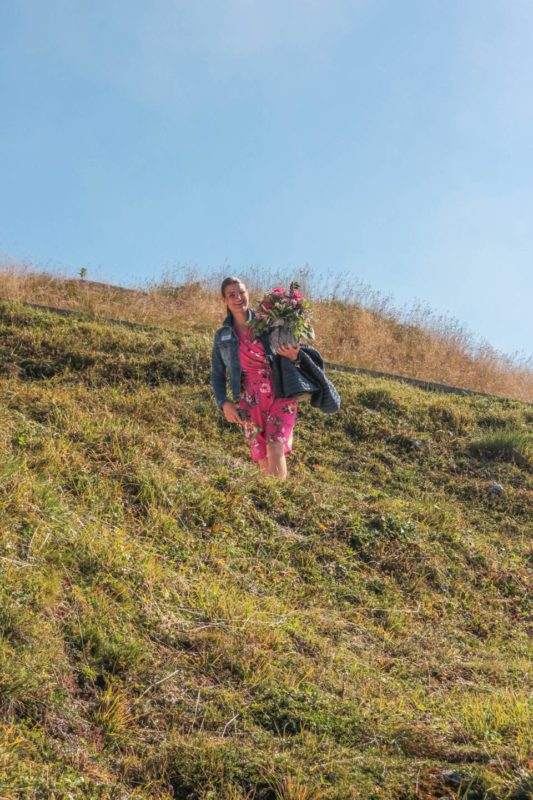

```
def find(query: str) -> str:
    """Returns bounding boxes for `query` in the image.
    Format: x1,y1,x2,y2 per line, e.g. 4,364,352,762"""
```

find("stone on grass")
441,770,464,787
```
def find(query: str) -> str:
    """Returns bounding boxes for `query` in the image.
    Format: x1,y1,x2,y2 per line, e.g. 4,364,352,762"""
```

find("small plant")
468,429,531,465
225,787,257,800
79,267,88,280
477,412,519,429
262,770,323,800
91,681,135,743
357,387,400,412
11,430,29,449
427,403,465,431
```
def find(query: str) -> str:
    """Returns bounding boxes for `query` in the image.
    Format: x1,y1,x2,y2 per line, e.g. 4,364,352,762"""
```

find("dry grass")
1,261,532,402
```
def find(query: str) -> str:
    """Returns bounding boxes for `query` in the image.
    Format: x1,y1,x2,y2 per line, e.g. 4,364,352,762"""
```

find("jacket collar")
220,308,274,360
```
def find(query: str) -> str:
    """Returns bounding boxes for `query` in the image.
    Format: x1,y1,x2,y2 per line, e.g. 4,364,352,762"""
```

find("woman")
211,276,301,479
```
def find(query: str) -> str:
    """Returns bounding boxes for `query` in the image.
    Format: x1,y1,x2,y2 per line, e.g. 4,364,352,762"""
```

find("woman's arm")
211,341,244,424
210,340,228,408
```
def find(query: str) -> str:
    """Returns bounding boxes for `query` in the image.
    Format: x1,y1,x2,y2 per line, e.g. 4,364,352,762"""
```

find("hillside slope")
0,301,531,800
2,267,533,402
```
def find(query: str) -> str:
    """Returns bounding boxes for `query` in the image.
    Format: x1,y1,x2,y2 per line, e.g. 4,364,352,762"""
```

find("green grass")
468,429,532,465
0,300,532,799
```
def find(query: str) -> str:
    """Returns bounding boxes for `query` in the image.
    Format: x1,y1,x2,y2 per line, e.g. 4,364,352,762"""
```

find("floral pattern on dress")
235,325,298,463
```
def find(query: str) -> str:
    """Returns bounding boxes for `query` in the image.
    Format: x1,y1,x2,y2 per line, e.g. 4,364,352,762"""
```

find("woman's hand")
222,401,244,425
277,344,301,362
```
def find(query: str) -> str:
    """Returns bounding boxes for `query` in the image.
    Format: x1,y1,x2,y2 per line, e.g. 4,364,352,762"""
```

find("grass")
0,298,531,799
468,430,532,465
1,262,533,402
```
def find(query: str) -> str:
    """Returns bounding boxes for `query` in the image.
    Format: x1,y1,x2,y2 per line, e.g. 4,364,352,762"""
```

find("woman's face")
223,281,249,315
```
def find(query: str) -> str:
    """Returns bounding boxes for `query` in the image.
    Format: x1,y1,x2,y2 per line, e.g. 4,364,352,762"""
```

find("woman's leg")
262,399,298,480
258,457,269,475
266,440,287,479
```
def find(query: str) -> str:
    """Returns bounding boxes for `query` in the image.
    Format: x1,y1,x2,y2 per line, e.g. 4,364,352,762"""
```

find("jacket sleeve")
210,339,228,409
298,349,341,414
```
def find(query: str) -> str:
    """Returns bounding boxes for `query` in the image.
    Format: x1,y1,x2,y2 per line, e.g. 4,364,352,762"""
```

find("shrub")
468,429,532,465
357,388,401,412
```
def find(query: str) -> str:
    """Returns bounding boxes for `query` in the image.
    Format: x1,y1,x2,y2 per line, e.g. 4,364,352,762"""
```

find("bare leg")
266,440,287,480
258,457,269,475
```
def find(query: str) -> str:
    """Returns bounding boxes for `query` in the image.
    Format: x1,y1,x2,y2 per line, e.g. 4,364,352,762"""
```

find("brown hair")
220,276,243,298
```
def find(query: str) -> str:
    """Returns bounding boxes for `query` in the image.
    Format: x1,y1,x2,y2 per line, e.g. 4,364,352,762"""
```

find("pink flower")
291,290,303,301
262,302,272,310
271,287,286,296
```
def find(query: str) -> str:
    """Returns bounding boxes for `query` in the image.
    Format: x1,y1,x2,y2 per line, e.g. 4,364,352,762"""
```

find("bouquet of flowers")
248,282,315,351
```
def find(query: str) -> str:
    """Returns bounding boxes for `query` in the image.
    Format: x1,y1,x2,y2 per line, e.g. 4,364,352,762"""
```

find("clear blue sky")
1,1,532,358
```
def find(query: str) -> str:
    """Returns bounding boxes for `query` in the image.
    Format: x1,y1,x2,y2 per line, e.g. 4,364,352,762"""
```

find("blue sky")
1,0,532,358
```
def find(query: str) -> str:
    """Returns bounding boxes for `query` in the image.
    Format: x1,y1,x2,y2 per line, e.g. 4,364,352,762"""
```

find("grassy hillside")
2,265,533,402
0,300,531,800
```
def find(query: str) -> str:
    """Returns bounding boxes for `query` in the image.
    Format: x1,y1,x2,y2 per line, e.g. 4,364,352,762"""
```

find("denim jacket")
210,310,339,413
211,310,272,409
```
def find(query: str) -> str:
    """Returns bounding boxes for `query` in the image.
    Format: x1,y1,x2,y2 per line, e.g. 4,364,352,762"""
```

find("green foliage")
0,300,210,384
356,387,402,412
469,429,532,465
0,301,531,799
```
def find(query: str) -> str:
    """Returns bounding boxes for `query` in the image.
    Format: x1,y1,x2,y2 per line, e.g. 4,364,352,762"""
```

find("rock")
487,481,505,496
441,770,464,788
392,434,430,452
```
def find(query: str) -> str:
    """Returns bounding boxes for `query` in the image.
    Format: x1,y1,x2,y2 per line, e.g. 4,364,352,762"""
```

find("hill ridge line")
2,297,527,405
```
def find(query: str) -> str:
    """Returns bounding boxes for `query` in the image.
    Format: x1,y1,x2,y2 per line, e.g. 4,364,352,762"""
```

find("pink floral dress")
235,326,298,463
